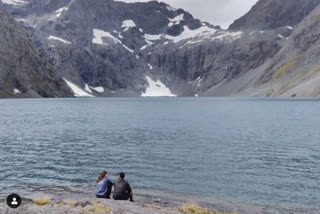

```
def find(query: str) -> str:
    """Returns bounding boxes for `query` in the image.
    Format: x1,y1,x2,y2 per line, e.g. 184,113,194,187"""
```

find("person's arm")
127,183,132,194
107,179,113,186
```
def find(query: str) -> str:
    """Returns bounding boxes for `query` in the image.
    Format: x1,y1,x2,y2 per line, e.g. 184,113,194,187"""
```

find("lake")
0,98,319,213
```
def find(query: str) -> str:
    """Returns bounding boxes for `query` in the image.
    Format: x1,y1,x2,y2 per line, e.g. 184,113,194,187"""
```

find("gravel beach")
0,191,263,214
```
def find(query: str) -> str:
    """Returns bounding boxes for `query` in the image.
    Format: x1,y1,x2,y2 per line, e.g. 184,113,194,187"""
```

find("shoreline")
1,186,319,214
1,189,317,214
0,191,255,214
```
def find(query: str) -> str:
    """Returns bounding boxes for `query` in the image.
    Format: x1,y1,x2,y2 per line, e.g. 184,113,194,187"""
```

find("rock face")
229,0,320,30
252,4,320,97
223,0,320,97
6,0,214,97
2,0,320,97
0,2,72,98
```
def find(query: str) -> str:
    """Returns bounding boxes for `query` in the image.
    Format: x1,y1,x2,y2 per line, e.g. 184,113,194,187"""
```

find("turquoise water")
0,98,319,213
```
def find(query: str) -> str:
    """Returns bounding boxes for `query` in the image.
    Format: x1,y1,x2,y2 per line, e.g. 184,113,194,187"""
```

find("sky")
116,0,259,29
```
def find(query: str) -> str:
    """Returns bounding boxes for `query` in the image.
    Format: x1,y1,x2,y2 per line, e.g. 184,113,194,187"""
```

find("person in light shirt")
96,171,113,199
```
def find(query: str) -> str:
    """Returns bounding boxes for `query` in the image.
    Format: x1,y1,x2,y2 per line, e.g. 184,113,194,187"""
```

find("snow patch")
148,64,153,70
92,87,104,93
167,5,176,11
84,84,104,93
211,31,242,41
144,34,162,41
140,39,153,50
168,14,184,27
141,76,176,97
15,18,26,22
122,45,134,53
85,84,92,93
286,26,293,30
144,26,218,43
92,29,134,53
13,89,21,94
144,25,241,44
48,35,71,44
63,78,94,97
146,40,153,45
2,0,25,5
140,45,148,50
183,30,242,46
195,76,203,88
54,7,68,17
278,34,284,39
93,29,119,45
169,14,184,23
167,26,217,43
122,20,136,31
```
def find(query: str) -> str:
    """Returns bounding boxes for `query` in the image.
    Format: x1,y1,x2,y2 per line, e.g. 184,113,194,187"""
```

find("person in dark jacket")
113,172,134,202
96,171,113,199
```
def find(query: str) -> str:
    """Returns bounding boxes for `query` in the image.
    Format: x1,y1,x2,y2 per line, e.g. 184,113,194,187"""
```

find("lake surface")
0,98,319,213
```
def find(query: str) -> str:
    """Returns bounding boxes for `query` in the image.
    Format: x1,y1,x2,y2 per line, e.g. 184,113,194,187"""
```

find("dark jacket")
113,178,132,200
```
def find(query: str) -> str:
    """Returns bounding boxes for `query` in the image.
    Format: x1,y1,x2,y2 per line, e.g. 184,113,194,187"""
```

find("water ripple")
0,98,320,213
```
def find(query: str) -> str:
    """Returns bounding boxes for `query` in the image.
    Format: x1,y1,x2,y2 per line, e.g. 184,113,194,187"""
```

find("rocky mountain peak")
2,0,320,98
229,0,320,30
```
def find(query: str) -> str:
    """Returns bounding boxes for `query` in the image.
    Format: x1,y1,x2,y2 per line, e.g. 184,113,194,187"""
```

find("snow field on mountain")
141,76,176,97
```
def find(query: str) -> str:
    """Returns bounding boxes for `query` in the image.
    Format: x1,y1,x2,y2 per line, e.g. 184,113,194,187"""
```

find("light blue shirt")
96,177,113,196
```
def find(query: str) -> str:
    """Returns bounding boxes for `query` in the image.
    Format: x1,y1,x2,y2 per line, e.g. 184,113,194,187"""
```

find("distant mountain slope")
0,2,72,98
229,0,320,30
253,4,320,97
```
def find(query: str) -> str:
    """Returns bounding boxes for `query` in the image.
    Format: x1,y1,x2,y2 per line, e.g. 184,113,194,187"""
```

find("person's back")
96,171,113,199
113,172,133,202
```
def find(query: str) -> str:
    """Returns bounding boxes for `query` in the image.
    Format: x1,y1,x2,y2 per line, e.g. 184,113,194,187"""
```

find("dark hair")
119,172,125,179
97,171,107,183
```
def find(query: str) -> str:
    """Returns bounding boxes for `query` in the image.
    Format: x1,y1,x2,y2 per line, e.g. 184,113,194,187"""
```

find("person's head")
118,172,125,179
97,171,108,183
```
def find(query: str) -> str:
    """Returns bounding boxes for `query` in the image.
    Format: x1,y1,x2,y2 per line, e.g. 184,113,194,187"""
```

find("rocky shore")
0,191,262,214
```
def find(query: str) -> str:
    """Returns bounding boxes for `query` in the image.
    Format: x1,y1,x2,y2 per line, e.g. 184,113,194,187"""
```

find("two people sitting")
96,171,134,202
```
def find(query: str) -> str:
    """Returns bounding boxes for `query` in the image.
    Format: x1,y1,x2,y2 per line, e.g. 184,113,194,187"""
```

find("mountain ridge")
229,0,320,30
0,1,72,98
2,0,320,97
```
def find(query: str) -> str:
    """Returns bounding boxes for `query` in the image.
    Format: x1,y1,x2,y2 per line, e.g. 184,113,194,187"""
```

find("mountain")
225,0,320,97
252,3,320,97
2,0,320,97
229,0,320,30
5,0,221,97
0,2,72,98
